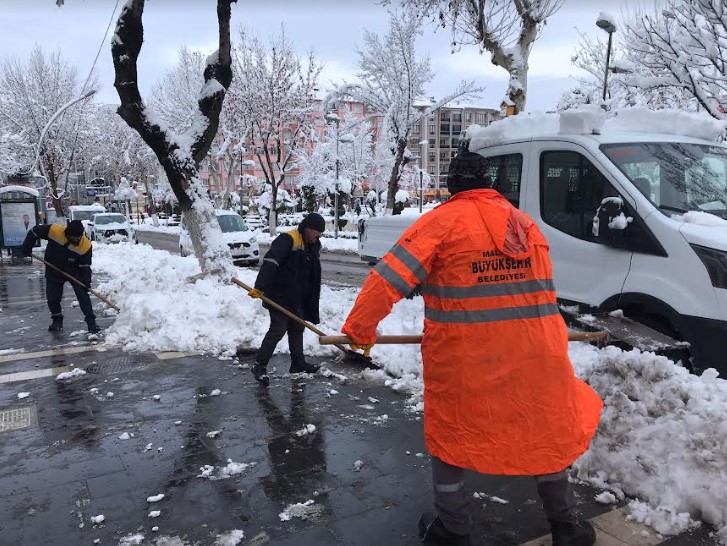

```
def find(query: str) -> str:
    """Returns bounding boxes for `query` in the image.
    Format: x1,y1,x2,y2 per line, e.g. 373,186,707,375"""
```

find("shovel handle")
320,330,609,346
320,335,423,345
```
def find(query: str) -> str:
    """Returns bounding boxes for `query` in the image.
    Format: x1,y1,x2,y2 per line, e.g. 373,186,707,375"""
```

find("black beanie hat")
446,150,492,195
300,212,326,233
65,220,85,238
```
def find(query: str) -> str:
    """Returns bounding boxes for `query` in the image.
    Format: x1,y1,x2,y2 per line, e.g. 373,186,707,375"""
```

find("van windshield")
601,142,727,219
218,214,248,233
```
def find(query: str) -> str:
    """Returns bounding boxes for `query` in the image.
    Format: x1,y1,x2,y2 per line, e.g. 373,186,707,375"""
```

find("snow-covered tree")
148,46,208,134
558,27,695,112
294,117,374,214
111,0,236,273
150,45,249,210
229,25,322,235
0,46,98,218
326,11,480,214
394,0,564,114
623,0,727,119
0,126,28,181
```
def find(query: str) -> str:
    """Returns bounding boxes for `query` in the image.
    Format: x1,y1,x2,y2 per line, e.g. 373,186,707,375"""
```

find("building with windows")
407,100,502,200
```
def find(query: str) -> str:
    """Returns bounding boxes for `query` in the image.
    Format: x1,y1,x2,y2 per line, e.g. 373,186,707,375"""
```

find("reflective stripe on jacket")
342,189,603,475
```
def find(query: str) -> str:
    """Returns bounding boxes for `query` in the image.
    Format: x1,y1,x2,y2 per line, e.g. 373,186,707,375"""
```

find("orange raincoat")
343,189,603,475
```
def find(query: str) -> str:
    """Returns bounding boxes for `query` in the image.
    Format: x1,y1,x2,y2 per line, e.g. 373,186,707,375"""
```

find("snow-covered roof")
466,107,727,151
0,185,40,197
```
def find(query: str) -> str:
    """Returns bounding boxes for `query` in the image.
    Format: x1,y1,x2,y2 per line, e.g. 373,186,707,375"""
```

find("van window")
541,151,663,255
541,151,622,241
601,142,727,219
486,153,523,208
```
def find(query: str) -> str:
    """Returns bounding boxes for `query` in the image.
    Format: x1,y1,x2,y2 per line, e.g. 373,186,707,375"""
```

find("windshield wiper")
658,204,688,214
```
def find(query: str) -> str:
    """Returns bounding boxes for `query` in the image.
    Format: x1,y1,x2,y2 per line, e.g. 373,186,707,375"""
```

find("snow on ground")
92,243,727,541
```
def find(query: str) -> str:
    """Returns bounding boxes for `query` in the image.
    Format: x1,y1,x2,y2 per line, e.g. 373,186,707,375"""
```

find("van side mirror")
592,196,633,246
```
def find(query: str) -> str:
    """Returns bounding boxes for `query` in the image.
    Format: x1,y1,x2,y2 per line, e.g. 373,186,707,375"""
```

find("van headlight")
691,244,727,289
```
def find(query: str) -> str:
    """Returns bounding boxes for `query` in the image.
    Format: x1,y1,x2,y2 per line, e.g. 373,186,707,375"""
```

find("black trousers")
256,308,305,367
46,274,95,324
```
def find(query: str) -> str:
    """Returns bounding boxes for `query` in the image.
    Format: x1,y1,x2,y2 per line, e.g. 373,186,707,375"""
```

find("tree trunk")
508,65,528,115
385,138,408,215
111,0,236,273
269,182,278,236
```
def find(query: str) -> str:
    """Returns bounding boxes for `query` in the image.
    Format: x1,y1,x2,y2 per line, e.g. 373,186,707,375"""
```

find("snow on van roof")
466,106,727,150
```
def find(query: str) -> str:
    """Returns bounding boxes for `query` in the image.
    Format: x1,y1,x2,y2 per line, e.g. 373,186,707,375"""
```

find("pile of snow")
570,343,727,538
91,243,727,540
604,108,727,141
671,211,727,227
466,112,559,150
93,243,360,358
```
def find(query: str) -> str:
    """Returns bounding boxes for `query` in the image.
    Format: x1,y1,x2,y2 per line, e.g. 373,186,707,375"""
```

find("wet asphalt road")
136,230,372,287
0,257,719,546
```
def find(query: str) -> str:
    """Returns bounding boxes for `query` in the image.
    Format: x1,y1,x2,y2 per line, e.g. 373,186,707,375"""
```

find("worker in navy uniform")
22,220,100,333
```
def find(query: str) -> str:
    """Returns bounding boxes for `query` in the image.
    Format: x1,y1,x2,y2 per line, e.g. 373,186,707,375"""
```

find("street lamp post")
597,15,617,102
418,140,428,212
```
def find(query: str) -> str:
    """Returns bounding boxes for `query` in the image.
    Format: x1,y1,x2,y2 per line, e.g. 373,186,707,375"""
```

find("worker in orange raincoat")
343,151,603,546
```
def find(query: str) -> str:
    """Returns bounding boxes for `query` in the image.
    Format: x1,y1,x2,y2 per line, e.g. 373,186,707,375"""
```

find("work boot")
48,317,63,332
550,519,596,546
251,364,270,387
418,513,472,546
289,360,319,374
87,321,101,334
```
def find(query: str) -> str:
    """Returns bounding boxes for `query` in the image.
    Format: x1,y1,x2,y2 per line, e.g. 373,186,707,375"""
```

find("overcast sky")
1,0,651,112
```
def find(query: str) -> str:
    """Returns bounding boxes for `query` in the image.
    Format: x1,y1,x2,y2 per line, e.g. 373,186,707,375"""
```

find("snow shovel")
319,330,609,346
31,254,121,312
231,277,380,370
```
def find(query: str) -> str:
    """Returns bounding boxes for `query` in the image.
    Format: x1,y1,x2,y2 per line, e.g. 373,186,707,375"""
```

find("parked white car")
179,210,260,266
89,213,138,244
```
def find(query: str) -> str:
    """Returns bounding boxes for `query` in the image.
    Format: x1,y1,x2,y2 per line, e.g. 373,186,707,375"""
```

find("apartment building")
408,101,501,199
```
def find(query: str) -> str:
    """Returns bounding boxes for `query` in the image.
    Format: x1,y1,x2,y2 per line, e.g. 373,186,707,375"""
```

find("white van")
359,108,727,374
68,204,106,238
179,209,260,266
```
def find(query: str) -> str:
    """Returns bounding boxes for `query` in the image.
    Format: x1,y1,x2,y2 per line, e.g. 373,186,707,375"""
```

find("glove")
349,344,374,358
248,288,264,299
